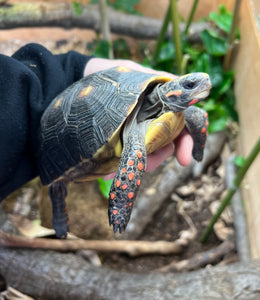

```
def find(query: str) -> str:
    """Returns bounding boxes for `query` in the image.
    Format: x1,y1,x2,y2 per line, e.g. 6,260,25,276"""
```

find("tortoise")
38,66,211,238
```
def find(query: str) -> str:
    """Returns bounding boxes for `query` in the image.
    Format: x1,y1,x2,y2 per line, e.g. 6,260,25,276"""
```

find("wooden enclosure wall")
234,0,260,259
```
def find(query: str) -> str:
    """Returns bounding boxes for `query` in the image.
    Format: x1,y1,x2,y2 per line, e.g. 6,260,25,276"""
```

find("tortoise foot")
184,106,209,161
48,180,69,238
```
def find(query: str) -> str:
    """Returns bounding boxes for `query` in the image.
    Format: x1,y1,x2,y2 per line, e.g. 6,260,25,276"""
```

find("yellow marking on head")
116,66,131,72
79,85,93,97
54,97,62,108
180,73,191,79
166,90,182,97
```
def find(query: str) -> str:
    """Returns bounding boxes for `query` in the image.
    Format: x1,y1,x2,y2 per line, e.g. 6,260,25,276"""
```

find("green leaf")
208,116,227,132
158,41,175,62
87,39,111,58
209,5,232,34
108,0,141,14
97,178,113,198
113,38,131,59
73,1,84,16
217,71,234,95
233,156,246,168
200,30,227,56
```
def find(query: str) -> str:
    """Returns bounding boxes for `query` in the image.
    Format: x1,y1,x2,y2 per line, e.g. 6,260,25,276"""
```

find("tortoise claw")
108,210,128,233
112,222,126,234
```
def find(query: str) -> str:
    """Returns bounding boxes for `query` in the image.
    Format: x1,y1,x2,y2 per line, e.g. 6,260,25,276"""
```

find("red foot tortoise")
38,66,212,238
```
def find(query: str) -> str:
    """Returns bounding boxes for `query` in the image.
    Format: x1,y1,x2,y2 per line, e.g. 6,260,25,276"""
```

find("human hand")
84,58,193,170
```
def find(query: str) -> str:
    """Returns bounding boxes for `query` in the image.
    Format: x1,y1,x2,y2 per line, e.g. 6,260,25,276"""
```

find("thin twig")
0,231,185,257
155,240,235,273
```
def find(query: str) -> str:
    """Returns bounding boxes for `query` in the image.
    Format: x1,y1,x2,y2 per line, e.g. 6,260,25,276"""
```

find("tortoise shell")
38,66,173,185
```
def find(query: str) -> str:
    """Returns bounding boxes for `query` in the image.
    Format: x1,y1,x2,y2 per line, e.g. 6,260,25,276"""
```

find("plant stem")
98,0,114,59
185,0,199,35
152,4,171,65
200,137,260,243
223,0,242,71
170,0,183,74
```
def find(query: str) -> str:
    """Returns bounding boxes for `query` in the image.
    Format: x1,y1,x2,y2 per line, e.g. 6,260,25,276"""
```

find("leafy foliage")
90,0,141,15
150,5,238,133
107,0,141,14
72,1,84,16
97,178,113,198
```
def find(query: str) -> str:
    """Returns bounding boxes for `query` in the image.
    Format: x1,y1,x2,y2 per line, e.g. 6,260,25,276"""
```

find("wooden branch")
0,2,210,40
156,240,236,273
0,246,259,300
0,230,184,257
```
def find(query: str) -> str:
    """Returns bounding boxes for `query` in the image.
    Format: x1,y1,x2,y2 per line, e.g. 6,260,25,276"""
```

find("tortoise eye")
183,81,197,89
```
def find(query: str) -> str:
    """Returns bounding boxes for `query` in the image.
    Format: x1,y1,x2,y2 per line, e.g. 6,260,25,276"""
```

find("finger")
146,143,174,172
174,131,193,166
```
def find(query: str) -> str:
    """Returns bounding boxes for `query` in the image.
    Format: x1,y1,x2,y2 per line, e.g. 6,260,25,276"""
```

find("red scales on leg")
108,131,147,233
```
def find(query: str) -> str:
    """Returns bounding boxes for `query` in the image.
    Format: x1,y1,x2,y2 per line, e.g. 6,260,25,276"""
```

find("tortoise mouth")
193,89,211,100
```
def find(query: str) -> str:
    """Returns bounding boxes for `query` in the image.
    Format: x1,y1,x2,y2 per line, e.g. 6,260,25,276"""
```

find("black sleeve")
0,43,93,200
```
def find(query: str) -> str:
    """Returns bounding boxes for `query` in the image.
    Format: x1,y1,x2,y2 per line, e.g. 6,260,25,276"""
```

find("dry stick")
226,155,251,262
0,2,211,40
156,240,235,273
0,231,184,257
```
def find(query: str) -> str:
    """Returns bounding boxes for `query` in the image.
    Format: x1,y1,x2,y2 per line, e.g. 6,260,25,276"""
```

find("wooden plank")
234,0,260,258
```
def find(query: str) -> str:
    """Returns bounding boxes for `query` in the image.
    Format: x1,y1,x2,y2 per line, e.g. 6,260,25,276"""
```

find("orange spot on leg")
128,173,135,180
113,210,118,215
137,179,141,186
122,184,128,189
128,160,134,166
110,193,115,200
116,180,121,187
138,162,144,171
201,127,206,134
128,192,134,199
136,150,142,158
122,167,126,173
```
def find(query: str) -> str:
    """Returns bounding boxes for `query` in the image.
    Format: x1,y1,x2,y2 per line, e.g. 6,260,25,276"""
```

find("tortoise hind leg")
184,106,209,161
108,130,147,233
48,180,69,238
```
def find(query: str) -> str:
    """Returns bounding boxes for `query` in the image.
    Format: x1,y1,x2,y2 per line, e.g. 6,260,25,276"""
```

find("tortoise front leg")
108,130,147,233
48,180,69,238
184,106,209,161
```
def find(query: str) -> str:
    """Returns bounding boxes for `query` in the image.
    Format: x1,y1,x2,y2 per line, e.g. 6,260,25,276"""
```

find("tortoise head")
158,72,212,112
